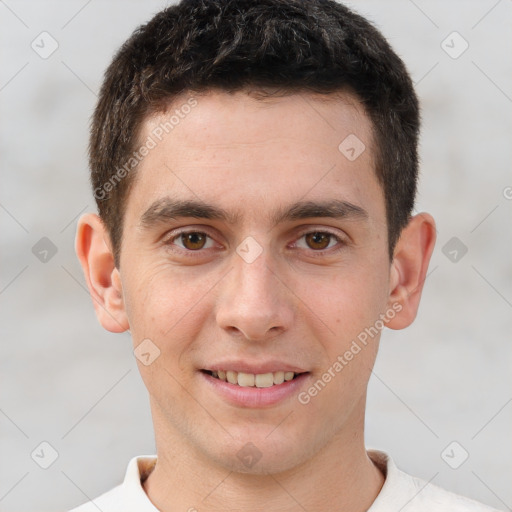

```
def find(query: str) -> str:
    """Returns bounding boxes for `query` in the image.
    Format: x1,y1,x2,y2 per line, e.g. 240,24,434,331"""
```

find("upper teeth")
211,370,296,387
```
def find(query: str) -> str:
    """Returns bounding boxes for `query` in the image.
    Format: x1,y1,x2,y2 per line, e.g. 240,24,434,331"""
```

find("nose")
216,248,294,342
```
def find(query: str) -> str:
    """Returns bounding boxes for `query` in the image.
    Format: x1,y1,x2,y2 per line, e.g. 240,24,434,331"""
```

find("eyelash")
163,228,347,257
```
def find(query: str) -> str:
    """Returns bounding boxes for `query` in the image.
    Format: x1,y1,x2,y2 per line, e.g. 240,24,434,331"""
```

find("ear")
386,212,436,330
75,213,129,333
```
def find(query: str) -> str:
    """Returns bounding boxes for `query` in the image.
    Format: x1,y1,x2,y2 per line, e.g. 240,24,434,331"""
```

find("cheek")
308,263,389,338
121,263,175,337
333,289,384,339
307,276,384,412
123,265,211,396
122,262,215,350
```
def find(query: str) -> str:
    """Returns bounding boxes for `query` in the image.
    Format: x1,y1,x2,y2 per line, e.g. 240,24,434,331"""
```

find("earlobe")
386,212,437,330
75,213,129,333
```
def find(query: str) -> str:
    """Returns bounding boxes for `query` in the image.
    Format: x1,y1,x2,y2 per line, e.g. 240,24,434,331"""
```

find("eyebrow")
140,197,368,229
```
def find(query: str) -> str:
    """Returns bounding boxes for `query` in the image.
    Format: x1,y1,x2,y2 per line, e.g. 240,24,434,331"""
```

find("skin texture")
76,90,436,511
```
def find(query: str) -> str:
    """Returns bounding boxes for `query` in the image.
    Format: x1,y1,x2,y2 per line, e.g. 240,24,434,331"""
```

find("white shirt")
68,450,502,511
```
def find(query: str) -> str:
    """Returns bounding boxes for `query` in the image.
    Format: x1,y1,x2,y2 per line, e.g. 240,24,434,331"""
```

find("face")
111,90,397,473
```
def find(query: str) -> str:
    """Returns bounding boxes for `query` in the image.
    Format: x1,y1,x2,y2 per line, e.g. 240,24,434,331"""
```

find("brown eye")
180,232,207,250
304,232,332,250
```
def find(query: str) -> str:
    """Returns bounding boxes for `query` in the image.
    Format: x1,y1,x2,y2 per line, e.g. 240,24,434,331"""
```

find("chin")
204,430,310,476
219,451,304,476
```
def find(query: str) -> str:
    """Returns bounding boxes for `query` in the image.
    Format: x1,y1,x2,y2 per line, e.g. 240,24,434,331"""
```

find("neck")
143,402,384,511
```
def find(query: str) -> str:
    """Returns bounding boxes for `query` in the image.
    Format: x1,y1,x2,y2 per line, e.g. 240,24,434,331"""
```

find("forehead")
127,89,383,227
144,89,374,153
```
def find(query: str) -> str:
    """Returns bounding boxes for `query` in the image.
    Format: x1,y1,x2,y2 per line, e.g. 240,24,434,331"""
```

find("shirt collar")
121,450,405,511
121,455,159,510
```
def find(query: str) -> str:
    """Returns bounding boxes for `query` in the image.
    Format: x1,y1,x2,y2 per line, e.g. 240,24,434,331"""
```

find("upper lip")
202,360,309,375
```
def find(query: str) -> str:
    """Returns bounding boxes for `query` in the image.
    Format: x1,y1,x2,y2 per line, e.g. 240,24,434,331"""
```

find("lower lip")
200,371,310,408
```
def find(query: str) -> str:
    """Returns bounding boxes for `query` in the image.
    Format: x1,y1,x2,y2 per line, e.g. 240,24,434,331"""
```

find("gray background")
1,1,511,511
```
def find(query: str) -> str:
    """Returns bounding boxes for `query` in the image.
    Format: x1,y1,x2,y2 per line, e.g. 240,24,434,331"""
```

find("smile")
202,369,306,388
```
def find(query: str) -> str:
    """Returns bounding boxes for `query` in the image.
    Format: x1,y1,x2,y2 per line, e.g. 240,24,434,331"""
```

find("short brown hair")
89,0,420,267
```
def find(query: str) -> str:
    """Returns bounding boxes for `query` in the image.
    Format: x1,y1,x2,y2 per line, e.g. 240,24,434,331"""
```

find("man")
71,0,501,510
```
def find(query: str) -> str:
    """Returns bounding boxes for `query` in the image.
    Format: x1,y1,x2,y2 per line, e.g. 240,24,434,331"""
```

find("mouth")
201,369,309,388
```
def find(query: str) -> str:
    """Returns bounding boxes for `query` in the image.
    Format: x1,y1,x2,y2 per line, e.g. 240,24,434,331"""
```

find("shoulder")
401,474,501,512
368,450,503,512
66,455,158,512
68,484,125,512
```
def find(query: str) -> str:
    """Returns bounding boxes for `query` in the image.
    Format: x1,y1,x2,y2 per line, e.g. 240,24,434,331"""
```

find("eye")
294,230,344,252
167,231,216,251
163,228,345,256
